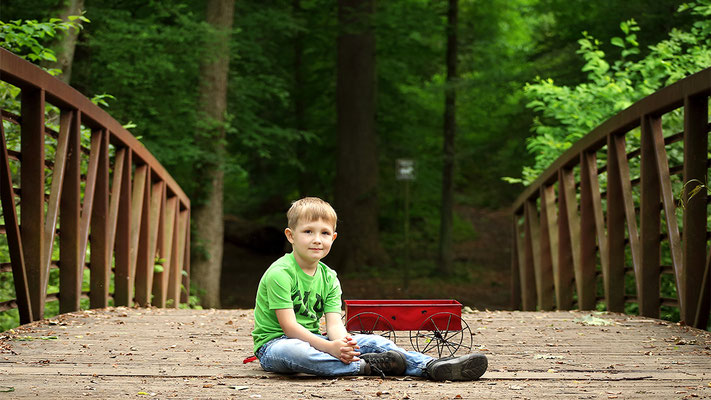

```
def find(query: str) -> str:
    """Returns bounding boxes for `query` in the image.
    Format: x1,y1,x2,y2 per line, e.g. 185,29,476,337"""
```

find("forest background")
1,0,709,323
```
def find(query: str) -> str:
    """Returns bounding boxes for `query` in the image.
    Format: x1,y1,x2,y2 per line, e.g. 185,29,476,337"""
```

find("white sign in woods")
396,159,415,181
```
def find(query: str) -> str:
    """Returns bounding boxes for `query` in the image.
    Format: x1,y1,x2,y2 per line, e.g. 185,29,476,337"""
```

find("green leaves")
0,16,87,66
611,36,625,48
516,1,711,184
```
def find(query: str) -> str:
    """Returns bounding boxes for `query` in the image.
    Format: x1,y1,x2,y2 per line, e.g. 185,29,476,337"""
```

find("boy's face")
285,218,337,268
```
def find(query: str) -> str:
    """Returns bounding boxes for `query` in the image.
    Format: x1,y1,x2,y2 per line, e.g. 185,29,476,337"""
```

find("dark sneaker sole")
429,353,488,381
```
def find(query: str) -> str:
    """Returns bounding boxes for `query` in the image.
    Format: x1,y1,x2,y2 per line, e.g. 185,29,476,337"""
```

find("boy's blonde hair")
287,197,338,230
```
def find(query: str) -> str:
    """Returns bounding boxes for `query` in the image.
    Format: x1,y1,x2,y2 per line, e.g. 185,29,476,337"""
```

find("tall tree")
41,0,85,84
333,0,386,271
191,0,235,308
438,0,458,276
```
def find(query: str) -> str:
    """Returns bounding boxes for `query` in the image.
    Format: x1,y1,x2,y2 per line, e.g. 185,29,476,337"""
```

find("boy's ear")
284,228,295,244
332,232,337,241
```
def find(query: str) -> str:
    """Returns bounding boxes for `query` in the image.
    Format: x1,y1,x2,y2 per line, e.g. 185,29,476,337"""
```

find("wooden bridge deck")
1,308,709,399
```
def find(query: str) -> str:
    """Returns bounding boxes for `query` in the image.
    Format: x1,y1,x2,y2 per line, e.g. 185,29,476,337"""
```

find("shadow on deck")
1,308,710,398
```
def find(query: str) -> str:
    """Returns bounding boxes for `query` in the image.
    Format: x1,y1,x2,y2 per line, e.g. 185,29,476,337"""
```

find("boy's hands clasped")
330,335,360,364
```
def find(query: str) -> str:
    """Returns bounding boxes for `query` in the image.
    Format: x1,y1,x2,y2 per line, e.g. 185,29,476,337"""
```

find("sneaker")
360,350,407,377
426,353,488,381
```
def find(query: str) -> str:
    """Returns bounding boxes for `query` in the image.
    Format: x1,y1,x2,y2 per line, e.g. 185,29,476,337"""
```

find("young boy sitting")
251,197,488,380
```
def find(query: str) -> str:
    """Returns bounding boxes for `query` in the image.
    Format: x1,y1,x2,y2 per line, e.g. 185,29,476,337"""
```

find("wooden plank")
606,134,627,313
682,94,708,327
640,115,661,318
555,170,574,310
531,196,554,310
42,110,72,300
107,147,126,272
20,87,45,320
538,185,557,310
650,116,685,315
168,208,189,307
521,204,537,310
560,168,584,308
178,207,189,305
180,208,191,304
154,196,178,307
613,134,643,299
587,151,616,310
136,170,156,305
578,152,600,310
59,110,82,314
126,165,150,305
525,199,548,310
114,149,132,306
515,214,535,310
695,250,711,328
90,129,110,309
0,114,33,323
511,215,522,309
2,309,710,398
149,182,165,287
79,129,101,282
136,180,163,306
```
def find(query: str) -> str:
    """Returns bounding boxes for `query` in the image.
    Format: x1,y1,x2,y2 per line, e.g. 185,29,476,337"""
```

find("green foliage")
515,1,711,184
530,0,696,86
70,1,210,198
0,15,88,75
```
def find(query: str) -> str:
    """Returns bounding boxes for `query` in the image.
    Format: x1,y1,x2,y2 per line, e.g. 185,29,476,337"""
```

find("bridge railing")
0,48,191,325
511,67,710,329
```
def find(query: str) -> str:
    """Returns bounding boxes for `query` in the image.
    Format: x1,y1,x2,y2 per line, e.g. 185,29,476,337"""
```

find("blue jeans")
256,333,433,377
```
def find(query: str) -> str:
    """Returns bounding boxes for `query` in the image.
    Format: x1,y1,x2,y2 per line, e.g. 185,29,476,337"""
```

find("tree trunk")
42,0,85,84
293,0,305,135
191,0,235,309
293,0,310,196
332,0,387,272
439,0,458,276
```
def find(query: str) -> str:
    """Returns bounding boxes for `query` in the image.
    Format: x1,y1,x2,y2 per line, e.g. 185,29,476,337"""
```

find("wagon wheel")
345,312,396,343
410,312,472,358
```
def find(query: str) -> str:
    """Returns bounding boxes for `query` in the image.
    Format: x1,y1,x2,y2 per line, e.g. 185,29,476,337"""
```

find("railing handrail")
510,66,710,330
512,67,711,213
1,48,191,327
0,48,189,205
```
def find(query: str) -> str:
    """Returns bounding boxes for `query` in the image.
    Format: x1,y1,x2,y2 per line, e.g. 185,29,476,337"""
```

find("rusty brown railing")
0,48,191,325
511,67,710,329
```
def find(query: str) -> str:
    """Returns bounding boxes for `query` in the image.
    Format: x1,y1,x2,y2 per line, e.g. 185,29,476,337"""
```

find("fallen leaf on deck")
574,315,614,326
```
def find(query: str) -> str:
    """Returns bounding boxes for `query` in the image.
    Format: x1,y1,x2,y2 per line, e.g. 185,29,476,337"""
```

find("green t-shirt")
251,252,342,353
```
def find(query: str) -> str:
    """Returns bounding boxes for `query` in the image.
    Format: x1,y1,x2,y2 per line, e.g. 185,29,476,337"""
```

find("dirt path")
2,307,710,399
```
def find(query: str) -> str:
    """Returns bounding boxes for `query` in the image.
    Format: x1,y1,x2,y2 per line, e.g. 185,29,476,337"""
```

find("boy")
251,197,487,380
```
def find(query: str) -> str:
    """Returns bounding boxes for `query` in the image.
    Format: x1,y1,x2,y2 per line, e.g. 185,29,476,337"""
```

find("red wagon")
343,299,473,358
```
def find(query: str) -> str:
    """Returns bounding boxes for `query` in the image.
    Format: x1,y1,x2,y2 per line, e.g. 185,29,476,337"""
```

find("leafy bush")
509,0,711,324
508,0,711,185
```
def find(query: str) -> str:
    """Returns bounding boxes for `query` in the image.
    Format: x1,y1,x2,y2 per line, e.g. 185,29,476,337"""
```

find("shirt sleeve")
323,273,343,314
264,268,294,310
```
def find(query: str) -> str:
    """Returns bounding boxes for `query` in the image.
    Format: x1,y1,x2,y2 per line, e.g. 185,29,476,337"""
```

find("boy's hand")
330,335,360,364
